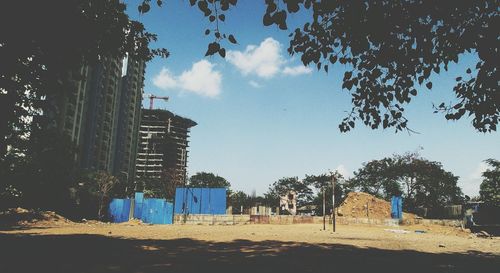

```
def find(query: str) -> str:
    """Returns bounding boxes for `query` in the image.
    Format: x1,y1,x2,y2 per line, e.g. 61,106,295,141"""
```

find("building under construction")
136,109,197,188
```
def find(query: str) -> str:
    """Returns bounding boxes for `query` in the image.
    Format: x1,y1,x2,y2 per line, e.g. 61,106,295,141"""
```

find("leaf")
455,77,462,81
329,55,337,64
209,15,216,22
205,42,220,56
205,29,210,35
218,48,226,58
466,68,471,74
219,14,225,21
157,0,163,7
189,0,197,6
324,64,328,73
263,13,273,26
228,34,237,44
426,82,432,90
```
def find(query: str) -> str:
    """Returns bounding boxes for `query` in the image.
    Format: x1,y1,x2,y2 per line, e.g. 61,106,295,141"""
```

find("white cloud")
283,65,312,76
459,161,489,197
335,164,350,178
248,80,262,88
153,68,177,89
152,60,222,98
227,37,284,79
227,37,314,79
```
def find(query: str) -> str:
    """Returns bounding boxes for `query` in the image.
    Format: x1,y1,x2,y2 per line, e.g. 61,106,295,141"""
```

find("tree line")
213,152,498,217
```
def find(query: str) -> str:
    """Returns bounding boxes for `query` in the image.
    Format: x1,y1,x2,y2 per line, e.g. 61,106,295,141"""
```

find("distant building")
136,109,197,187
58,56,146,185
112,58,145,181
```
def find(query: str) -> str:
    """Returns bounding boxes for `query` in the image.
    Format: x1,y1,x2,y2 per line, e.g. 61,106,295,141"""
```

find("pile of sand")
0,207,72,227
337,192,416,220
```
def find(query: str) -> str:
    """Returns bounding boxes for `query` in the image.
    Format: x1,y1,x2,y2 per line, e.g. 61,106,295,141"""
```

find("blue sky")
127,1,499,196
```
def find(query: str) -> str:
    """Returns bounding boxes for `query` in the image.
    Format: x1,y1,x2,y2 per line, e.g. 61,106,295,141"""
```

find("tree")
347,158,400,199
228,190,251,214
350,151,463,212
0,0,168,160
77,171,119,220
304,171,344,216
266,177,313,207
144,0,499,133
479,159,500,204
188,172,231,188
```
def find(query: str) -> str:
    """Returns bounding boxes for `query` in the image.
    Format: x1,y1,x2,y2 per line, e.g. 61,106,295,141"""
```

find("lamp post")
331,172,336,232
120,171,129,196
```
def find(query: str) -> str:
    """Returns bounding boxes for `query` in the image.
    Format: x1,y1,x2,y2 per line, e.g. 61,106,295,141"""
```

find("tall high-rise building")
113,58,145,181
58,55,146,188
136,109,197,188
80,57,123,173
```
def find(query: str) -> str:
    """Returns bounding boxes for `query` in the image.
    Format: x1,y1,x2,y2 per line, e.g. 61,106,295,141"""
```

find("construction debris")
0,207,72,227
337,192,416,220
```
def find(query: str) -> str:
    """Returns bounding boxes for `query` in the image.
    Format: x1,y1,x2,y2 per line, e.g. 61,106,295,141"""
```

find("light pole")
331,172,336,232
120,171,129,196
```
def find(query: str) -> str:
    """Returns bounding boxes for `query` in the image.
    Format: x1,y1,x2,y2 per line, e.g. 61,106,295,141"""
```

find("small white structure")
280,191,297,215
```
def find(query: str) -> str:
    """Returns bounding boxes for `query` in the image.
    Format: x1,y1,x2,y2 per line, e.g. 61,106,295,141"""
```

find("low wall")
411,218,462,227
173,214,463,227
174,214,250,225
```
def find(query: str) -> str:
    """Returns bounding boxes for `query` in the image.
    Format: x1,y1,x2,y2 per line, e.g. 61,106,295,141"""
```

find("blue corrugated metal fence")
174,188,226,215
109,193,173,224
391,196,403,219
108,199,131,223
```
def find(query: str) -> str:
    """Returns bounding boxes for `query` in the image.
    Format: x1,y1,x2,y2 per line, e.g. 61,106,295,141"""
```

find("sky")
126,1,499,197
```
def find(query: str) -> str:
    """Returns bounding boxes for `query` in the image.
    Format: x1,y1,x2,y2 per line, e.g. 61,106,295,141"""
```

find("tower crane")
145,94,169,109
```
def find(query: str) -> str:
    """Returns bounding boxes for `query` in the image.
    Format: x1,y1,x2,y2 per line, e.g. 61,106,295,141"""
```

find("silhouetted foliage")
266,177,313,207
188,172,231,189
147,0,499,132
479,159,500,204
346,158,401,199
228,190,251,213
304,172,345,215
349,151,464,212
0,0,167,160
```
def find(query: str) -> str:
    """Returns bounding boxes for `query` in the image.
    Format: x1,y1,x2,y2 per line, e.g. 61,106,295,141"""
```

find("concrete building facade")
59,56,145,187
136,109,196,188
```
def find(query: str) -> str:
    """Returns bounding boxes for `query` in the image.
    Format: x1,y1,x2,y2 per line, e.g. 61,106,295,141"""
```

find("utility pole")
322,187,326,230
331,173,336,232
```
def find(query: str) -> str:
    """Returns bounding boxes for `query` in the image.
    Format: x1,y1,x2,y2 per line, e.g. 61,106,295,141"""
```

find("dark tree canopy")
349,152,463,211
152,0,499,133
188,172,231,188
0,0,167,159
266,177,313,206
479,159,500,204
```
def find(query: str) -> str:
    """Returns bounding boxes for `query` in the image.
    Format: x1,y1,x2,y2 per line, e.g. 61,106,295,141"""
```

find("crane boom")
148,94,169,109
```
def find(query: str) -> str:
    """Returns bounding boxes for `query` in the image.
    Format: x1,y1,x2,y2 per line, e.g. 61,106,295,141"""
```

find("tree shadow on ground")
0,233,498,273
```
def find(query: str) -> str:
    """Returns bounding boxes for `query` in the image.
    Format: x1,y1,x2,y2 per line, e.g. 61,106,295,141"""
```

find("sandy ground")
1,222,499,273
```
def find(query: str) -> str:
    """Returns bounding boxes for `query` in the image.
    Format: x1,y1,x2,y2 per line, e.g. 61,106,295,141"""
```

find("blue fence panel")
174,188,226,215
134,192,144,219
391,196,403,219
108,199,131,223
210,188,226,214
164,201,173,224
140,198,173,224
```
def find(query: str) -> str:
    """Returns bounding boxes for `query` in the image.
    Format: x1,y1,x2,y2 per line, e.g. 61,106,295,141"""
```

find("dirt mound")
0,207,72,227
337,192,391,219
337,192,417,220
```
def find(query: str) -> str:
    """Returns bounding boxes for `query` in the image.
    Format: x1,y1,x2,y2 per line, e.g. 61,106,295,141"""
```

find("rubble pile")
337,192,416,219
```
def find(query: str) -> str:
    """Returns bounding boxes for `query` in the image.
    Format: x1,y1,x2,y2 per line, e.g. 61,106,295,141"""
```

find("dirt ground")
0,220,498,273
